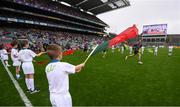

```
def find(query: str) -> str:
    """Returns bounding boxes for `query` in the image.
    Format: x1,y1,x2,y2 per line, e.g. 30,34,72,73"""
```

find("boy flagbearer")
45,44,85,107
19,40,45,94
11,40,21,79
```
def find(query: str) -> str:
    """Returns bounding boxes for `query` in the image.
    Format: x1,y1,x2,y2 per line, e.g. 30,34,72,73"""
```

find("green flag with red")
91,25,139,56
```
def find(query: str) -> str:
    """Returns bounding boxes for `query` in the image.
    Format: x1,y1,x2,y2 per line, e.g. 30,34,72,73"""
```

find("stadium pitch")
0,48,180,106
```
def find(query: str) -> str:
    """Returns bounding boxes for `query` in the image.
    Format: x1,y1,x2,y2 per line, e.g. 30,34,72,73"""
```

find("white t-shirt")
45,61,75,94
92,45,96,50
121,46,124,51
155,47,158,52
0,49,8,60
0,49,3,58
129,46,132,51
142,46,145,51
19,49,36,62
169,46,173,52
112,45,115,49
11,48,20,61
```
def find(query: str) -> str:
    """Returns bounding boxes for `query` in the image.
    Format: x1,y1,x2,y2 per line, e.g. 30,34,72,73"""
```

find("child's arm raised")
36,52,46,57
75,63,85,73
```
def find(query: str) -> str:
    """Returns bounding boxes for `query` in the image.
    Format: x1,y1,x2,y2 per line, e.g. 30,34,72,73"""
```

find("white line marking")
1,60,33,107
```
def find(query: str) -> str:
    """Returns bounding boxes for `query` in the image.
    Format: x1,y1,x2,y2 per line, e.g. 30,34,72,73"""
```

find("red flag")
5,43,12,49
36,60,48,65
109,25,138,47
63,49,75,56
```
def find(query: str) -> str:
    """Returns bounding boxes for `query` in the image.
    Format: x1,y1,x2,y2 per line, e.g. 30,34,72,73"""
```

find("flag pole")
84,45,98,64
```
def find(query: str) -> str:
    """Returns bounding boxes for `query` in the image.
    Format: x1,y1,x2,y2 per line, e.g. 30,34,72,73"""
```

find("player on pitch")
125,39,143,64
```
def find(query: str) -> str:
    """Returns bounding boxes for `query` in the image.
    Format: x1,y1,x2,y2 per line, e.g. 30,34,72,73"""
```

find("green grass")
0,48,180,106
0,62,24,106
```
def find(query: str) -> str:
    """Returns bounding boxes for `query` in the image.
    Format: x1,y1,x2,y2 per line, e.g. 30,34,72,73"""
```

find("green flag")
91,41,108,56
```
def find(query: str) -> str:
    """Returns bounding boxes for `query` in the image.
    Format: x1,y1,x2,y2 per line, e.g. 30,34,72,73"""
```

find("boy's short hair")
47,44,62,60
22,40,29,47
11,40,18,47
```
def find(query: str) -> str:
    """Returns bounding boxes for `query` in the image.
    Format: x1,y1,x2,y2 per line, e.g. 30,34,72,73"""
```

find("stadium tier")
166,34,180,46
141,34,180,46
55,0,130,15
0,0,130,34
0,0,129,35
0,27,106,52
0,0,103,35
0,0,130,51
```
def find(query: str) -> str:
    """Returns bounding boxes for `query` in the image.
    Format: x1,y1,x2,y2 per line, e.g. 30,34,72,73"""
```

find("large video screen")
143,24,167,35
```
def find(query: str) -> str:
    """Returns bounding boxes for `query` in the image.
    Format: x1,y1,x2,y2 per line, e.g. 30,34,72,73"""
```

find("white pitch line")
1,60,33,107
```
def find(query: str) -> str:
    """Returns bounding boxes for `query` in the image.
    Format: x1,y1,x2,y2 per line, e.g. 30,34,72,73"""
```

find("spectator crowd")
0,28,106,52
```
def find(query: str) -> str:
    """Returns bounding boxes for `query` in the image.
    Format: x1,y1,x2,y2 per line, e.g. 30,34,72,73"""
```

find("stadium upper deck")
59,0,130,15
0,0,130,35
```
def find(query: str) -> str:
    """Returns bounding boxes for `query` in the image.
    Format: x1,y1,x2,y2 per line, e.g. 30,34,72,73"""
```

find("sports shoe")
26,89,31,93
16,77,22,80
6,64,11,67
30,89,40,94
138,61,143,64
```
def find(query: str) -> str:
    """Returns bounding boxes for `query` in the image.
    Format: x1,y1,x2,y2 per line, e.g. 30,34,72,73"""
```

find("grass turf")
0,48,180,106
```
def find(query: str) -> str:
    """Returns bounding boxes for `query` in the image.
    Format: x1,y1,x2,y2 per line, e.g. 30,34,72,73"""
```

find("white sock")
5,61,8,65
25,78,31,90
29,78,35,91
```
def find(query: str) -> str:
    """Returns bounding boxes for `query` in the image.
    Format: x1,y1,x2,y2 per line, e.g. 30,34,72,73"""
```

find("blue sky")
97,0,180,34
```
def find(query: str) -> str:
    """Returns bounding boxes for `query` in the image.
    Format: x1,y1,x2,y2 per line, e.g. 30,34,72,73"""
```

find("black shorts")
83,48,88,52
134,50,139,55
103,50,107,52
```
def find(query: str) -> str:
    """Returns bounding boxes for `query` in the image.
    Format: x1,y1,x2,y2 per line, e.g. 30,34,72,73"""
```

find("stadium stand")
0,0,130,51
167,34,180,46
0,0,130,34
0,27,105,52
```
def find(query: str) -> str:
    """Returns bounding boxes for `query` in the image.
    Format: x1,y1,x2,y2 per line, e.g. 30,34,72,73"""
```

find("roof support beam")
76,0,88,6
87,0,119,12
113,2,119,8
121,0,130,6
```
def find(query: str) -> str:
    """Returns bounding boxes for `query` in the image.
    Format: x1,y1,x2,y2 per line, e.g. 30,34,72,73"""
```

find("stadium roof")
54,0,130,15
